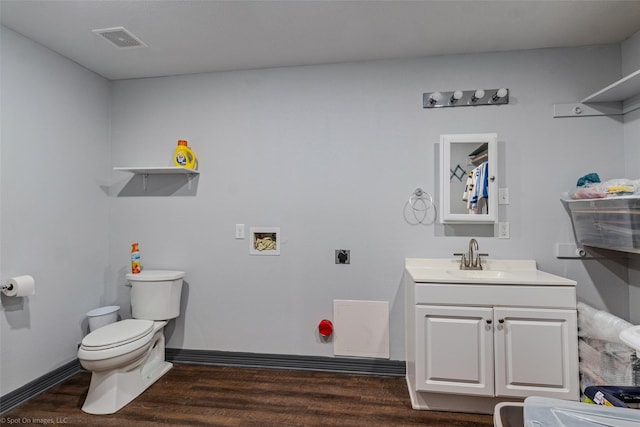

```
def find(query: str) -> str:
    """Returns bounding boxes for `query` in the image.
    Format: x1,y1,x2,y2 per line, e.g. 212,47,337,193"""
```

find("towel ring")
409,188,433,210
405,188,436,225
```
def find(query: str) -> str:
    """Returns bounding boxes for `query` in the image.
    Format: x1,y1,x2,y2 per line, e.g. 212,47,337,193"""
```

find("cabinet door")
494,307,579,399
415,305,494,396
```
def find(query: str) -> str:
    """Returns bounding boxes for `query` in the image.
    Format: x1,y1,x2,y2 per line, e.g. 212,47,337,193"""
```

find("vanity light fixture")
423,88,509,108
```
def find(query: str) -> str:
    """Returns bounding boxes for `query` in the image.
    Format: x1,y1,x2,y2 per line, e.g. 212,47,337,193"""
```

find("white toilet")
77,270,185,414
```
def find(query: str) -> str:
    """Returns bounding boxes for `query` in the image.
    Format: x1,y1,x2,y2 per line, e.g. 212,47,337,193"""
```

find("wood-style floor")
3,364,494,426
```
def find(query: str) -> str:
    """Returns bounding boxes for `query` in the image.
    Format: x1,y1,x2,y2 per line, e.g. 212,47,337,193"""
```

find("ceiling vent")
92,27,147,49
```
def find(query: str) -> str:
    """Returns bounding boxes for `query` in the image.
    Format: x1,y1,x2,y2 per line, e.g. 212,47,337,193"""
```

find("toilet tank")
126,270,185,320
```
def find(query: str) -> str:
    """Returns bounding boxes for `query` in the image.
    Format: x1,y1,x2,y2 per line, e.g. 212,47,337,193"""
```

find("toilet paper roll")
3,275,35,297
576,248,587,258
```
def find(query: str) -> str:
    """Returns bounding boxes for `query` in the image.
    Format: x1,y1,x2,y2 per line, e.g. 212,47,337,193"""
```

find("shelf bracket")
553,102,623,118
187,173,194,190
142,173,149,192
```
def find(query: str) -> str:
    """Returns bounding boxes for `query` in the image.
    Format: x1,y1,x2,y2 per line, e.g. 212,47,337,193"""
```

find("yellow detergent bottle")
173,140,198,169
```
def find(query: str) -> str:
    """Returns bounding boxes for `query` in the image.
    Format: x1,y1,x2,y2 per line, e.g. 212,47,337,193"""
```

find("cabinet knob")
498,319,505,324
486,319,492,324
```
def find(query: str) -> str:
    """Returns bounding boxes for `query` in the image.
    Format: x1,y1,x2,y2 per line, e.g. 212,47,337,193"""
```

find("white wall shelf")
114,166,199,191
114,166,199,175
554,69,640,117
581,69,640,104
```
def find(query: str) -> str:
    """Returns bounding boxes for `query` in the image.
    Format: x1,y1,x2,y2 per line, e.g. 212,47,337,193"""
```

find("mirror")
440,133,498,223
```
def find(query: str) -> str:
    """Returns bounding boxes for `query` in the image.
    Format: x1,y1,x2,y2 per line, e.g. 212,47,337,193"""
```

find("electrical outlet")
235,224,245,239
498,222,510,239
335,249,350,264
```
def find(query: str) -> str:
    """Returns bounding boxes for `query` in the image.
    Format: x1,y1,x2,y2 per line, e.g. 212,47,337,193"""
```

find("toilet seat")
82,319,154,350
79,319,154,361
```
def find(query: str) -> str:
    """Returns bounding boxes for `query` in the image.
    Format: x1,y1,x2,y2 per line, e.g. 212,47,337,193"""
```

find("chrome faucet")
469,238,478,267
454,239,488,270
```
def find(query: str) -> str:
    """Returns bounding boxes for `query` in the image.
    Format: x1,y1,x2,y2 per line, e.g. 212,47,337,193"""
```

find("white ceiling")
2,0,640,81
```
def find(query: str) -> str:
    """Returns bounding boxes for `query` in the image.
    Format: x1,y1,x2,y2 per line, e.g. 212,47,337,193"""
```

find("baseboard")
1,350,405,415
166,348,406,377
0,359,82,415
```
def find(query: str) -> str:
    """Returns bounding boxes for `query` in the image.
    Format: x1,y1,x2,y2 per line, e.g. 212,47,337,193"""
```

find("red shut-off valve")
318,319,333,337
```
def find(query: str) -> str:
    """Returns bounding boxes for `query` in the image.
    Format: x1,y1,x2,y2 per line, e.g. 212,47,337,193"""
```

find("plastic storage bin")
564,197,640,253
524,396,640,426
493,402,524,427
87,305,120,332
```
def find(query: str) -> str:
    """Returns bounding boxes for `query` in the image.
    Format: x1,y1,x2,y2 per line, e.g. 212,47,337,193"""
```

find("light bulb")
492,88,508,101
428,91,442,105
450,90,464,103
471,89,485,102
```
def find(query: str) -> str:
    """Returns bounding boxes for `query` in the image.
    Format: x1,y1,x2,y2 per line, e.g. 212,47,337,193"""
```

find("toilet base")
81,328,171,414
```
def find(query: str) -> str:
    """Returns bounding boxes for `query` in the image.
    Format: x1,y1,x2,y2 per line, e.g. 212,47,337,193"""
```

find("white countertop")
405,258,576,286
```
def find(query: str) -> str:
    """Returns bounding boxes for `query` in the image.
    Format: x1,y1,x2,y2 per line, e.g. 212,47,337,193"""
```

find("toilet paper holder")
1,275,36,297
1,281,16,297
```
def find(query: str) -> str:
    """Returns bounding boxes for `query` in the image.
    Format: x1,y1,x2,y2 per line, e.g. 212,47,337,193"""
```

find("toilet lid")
125,270,185,281
81,319,154,350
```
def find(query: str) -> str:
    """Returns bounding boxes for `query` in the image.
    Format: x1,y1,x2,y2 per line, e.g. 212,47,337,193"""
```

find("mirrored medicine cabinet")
440,133,498,223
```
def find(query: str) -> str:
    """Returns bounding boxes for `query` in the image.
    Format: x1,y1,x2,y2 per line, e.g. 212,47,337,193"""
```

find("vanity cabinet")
415,305,577,399
404,258,579,414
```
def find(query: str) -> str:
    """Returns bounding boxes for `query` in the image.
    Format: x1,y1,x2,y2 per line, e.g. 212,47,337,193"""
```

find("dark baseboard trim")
166,348,406,377
0,359,82,415
1,350,405,415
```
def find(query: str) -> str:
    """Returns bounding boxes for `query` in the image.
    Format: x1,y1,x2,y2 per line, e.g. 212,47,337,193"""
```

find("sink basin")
446,270,510,279
405,258,577,286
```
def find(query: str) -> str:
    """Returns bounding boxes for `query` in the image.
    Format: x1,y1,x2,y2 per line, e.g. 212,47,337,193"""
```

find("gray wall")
2,24,638,396
623,30,640,180
623,30,640,76
623,32,640,323
0,27,111,394
108,43,628,360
